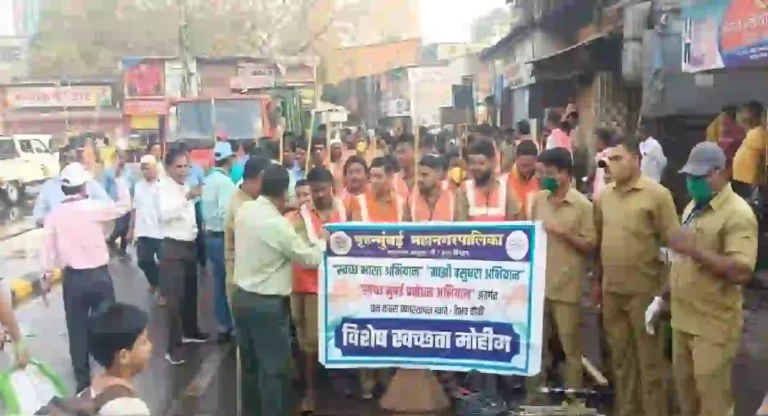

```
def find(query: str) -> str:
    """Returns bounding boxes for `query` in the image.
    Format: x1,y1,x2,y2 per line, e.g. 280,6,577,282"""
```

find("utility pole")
177,0,192,98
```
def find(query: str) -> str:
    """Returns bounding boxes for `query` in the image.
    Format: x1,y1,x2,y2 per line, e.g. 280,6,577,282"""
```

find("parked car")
0,135,60,204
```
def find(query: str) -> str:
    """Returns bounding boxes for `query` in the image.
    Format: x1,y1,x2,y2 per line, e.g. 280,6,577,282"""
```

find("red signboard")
124,61,165,97
123,99,169,116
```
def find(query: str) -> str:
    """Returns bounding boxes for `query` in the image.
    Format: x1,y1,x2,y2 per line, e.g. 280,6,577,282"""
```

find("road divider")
10,269,61,306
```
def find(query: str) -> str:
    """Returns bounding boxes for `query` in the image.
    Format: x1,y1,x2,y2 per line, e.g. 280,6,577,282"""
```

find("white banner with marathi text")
319,222,547,376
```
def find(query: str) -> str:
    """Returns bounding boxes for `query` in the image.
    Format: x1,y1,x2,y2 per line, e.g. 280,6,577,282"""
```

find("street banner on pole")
319,222,547,376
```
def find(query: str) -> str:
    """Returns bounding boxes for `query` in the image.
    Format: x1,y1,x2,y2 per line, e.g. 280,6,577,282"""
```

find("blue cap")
213,141,235,162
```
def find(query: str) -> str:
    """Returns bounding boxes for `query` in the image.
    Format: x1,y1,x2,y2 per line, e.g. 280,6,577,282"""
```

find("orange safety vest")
493,141,502,175
409,187,455,222
291,200,346,293
507,165,539,219
356,191,404,223
463,175,509,222
394,172,415,200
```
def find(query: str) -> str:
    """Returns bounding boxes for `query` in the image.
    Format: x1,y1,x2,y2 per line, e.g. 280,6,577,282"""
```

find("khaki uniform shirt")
453,177,521,221
225,188,254,287
671,184,757,344
594,175,679,295
531,188,596,303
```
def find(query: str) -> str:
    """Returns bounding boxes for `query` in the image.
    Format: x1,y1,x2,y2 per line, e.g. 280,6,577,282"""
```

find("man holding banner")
347,156,404,399
286,167,347,412
526,147,597,405
454,139,522,222
348,157,404,224
404,154,455,223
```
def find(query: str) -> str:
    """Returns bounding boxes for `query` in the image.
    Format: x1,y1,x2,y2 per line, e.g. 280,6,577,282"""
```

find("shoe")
165,352,185,365
181,332,209,344
299,394,315,413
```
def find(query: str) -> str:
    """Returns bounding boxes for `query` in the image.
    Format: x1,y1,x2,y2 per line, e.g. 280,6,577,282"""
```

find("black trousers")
136,237,161,288
62,265,115,392
108,213,131,252
159,238,200,352
194,202,207,267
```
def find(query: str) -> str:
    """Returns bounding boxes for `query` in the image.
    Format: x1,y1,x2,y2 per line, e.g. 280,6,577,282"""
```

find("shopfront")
123,98,169,147
122,58,168,146
0,83,122,138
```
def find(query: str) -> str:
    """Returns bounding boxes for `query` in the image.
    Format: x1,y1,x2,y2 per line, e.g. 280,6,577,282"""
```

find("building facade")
0,80,123,138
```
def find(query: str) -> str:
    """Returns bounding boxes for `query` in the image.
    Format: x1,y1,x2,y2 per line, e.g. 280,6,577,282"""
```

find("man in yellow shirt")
732,100,768,197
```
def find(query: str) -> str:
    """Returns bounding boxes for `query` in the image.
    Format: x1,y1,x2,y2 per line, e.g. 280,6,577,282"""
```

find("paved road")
0,227,765,415
0,253,423,415
0,199,35,241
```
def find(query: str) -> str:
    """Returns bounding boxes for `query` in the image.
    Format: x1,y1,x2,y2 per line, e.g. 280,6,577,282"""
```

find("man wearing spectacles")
158,147,208,365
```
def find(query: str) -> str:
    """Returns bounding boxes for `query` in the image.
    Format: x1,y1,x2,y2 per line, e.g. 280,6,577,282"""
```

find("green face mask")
686,176,714,203
541,177,559,192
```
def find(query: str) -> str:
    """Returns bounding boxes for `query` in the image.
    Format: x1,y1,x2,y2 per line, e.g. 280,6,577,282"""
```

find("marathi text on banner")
318,222,547,376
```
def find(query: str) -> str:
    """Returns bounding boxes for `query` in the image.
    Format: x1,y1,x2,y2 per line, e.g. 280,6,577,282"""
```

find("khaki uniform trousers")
359,368,391,396
525,300,583,399
672,329,738,416
603,292,668,416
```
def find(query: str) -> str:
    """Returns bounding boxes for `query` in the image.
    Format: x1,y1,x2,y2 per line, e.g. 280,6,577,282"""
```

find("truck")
0,135,60,204
172,95,276,169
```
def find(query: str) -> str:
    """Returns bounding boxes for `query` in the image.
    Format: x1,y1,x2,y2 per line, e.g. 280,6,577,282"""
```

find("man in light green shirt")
231,164,325,416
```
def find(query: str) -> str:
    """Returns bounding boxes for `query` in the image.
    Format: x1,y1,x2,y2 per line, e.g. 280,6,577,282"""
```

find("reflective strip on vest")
465,175,507,218
300,199,347,242
356,194,370,222
334,199,347,222
299,204,320,243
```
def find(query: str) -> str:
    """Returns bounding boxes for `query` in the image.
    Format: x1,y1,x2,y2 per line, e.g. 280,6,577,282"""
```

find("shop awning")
1,109,123,123
528,32,622,80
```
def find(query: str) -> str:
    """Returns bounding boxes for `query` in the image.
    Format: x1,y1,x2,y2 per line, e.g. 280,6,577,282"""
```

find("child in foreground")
86,302,152,415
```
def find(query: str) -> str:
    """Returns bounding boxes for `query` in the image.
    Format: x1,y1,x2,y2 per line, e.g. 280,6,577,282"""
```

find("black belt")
206,231,225,237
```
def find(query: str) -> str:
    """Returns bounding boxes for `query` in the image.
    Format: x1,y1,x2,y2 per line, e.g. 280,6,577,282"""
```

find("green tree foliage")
29,0,178,78
27,0,338,79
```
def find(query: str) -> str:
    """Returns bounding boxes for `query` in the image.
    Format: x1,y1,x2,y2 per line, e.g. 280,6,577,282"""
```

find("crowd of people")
1,99,764,415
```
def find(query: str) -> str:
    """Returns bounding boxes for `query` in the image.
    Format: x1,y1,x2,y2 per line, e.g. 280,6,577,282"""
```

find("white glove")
644,296,664,335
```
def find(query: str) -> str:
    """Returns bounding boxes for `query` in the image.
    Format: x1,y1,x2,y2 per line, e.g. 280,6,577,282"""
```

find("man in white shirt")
638,122,667,182
130,155,165,305
158,148,207,365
